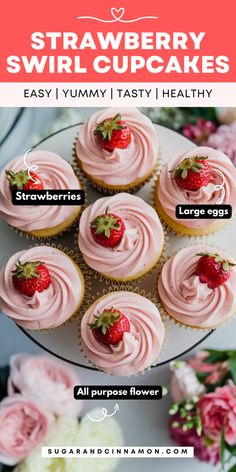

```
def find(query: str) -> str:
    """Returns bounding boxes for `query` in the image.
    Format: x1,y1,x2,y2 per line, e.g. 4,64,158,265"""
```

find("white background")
1,83,236,106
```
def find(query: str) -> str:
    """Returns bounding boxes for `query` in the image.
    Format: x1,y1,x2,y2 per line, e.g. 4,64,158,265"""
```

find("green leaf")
191,167,201,173
195,415,202,436
196,371,209,382
226,445,236,456
185,402,195,411
182,422,194,431
220,429,226,471
229,357,236,384
215,255,221,262
228,464,236,472
169,403,179,415
179,407,187,418
204,350,229,364
183,107,218,123
193,162,204,168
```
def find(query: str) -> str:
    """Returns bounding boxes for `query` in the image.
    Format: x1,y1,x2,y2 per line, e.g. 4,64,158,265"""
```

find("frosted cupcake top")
158,245,236,328
78,193,164,280
0,151,81,232
0,246,84,330
157,146,236,229
81,291,165,376
76,108,159,186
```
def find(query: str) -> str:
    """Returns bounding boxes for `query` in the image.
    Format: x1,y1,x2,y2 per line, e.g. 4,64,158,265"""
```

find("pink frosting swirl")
0,246,84,330
157,146,236,228
81,291,165,376
0,150,81,232
158,245,236,328
78,193,164,280
76,108,159,186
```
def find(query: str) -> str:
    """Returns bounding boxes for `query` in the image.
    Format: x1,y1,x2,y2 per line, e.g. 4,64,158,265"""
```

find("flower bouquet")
0,353,123,472
169,349,236,471
143,107,236,166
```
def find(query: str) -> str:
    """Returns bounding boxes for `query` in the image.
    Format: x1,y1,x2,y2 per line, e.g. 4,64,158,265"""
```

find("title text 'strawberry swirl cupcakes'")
78,193,164,282
0,151,82,238
80,291,165,376
75,108,159,192
155,146,236,236
158,245,236,329
0,246,85,330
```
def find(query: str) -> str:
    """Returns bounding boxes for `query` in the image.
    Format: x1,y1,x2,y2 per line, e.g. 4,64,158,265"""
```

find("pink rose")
8,353,83,416
198,386,236,445
189,351,219,373
169,414,219,465
227,380,236,397
0,395,53,466
189,352,229,386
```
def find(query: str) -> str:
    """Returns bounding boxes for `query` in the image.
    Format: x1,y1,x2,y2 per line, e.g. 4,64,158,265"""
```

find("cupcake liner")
9,209,82,242
20,242,92,334
72,134,161,195
77,284,169,377
74,223,169,286
156,240,236,331
152,175,236,239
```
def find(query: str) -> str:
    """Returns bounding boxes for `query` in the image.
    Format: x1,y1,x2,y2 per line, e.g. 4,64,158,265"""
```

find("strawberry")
6,170,44,191
94,113,131,151
196,252,235,289
12,260,51,297
88,308,130,345
170,156,210,191
90,207,125,248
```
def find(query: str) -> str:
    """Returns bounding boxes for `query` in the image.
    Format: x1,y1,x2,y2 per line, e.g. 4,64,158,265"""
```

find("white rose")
13,410,123,472
68,408,124,472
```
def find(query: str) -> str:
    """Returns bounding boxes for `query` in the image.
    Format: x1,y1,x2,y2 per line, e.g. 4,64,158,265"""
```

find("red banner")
0,0,234,82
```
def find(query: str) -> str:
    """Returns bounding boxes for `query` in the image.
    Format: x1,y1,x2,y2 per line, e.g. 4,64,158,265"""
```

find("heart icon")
111,7,125,20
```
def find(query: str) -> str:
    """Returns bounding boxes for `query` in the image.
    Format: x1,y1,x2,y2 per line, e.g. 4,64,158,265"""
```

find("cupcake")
0,246,85,330
78,193,164,282
75,107,159,192
80,291,165,376
158,245,236,329
0,150,82,238
155,146,236,236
